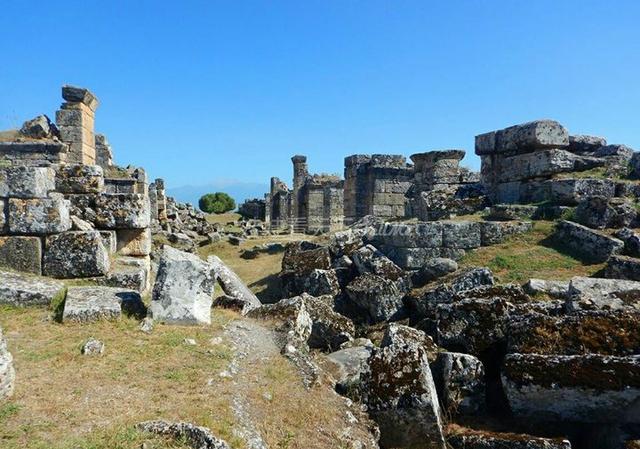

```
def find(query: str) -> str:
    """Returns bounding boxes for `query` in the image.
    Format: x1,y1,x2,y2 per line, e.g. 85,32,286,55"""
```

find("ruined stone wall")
266,177,291,230
323,183,344,233
238,198,266,220
344,154,412,224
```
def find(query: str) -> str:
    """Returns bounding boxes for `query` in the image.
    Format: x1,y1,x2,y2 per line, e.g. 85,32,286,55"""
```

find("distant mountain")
167,180,269,210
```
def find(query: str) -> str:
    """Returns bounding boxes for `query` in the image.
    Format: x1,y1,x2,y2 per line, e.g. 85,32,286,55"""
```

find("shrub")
199,192,236,214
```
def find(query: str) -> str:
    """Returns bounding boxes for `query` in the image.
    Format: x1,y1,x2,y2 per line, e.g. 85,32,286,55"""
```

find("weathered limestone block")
497,149,599,183
0,325,15,400
63,286,142,323
0,270,65,306
432,352,485,415
523,278,570,298
345,273,408,323
507,310,640,356
566,276,640,311
480,221,532,246
475,120,569,156
615,228,640,257
328,227,372,257
326,345,373,394
208,255,261,315
569,134,607,153
412,258,458,287
575,196,637,229
62,85,99,107
0,166,55,198
19,115,54,139
361,324,446,449
97,265,149,293
135,420,231,449
94,134,113,169
99,230,117,254
554,221,624,262
488,204,539,221
54,164,104,193
373,222,443,248
150,246,215,325
281,240,331,274
0,236,42,274
293,294,355,351
94,193,151,229
0,141,68,167
351,244,404,280
381,246,442,270
548,178,616,206
447,430,572,449
299,269,341,297
605,255,640,282
116,228,151,256
502,353,640,423
8,197,71,234
405,268,495,320
43,231,110,278
442,221,481,249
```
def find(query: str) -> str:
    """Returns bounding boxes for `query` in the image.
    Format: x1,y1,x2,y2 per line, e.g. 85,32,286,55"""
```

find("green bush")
199,192,236,214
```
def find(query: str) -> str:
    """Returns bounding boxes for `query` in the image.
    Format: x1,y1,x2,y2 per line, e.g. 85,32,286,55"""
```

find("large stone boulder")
412,257,458,287
19,114,55,139
605,255,640,282
326,345,373,395
614,228,640,257
0,326,15,400
248,294,313,348
475,120,569,156
361,323,446,449
432,352,485,416
0,270,65,306
281,240,331,275
150,246,216,325
43,231,110,278
575,196,637,229
299,269,341,297
351,244,405,280
569,134,607,153
345,273,408,323
566,276,640,312
207,255,260,315
502,353,640,423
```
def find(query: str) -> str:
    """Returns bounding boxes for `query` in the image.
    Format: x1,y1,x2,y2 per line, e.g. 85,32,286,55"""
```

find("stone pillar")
323,183,344,233
155,178,168,228
148,182,159,223
410,150,466,190
343,155,372,225
94,134,113,170
56,85,99,165
291,155,308,232
264,192,272,228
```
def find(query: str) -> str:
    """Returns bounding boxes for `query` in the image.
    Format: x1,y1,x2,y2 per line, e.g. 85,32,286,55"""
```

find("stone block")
0,141,68,167
548,178,616,206
497,149,589,183
554,220,624,263
99,230,117,254
8,197,71,234
375,222,443,248
487,204,538,221
63,286,142,323
0,270,65,306
43,231,110,278
0,236,42,274
208,255,261,314
447,431,571,449
96,265,149,294
150,246,216,325
480,221,532,246
605,255,640,282
94,193,151,229
569,134,607,152
54,164,104,193
116,228,151,256
381,246,441,270
494,181,522,204
345,273,408,323
566,276,640,312
0,166,55,198
432,352,485,416
62,85,99,109
475,120,569,156
502,353,640,423
442,221,481,249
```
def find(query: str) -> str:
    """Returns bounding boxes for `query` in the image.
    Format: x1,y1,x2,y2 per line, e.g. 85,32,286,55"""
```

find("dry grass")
0,130,20,142
459,221,604,283
0,306,242,449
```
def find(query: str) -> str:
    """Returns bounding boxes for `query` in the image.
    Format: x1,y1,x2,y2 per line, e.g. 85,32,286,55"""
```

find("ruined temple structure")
0,85,152,293
265,155,344,233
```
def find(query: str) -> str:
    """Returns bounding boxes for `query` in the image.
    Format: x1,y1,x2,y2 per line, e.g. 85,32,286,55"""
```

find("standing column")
291,155,308,232
56,85,99,165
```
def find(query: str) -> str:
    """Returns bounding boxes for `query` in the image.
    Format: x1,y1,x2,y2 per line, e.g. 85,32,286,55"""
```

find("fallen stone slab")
442,221,481,249
0,325,16,399
569,134,606,153
150,246,216,325
345,273,408,323
566,276,640,311
523,278,570,298
63,286,143,323
8,197,71,234
502,353,640,423
207,255,260,315
95,263,149,294
0,270,65,306
507,310,640,356
281,240,331,275
361,323,446,449
447,429,571,449
605,255,640,282
554,220,624,263
615,228,640,257
326,345,373,395
136,420,230,449
412,257,458,287
43,231,110,278
351,244,404,280
0,236,42,274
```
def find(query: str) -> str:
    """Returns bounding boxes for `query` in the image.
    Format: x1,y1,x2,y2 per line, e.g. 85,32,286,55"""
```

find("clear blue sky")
1,0,639,200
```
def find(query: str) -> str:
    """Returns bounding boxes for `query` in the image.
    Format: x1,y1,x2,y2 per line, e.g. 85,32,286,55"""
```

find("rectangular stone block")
494,182,521,204
376,222,443,248
55,108,83,127
480,221,532,246
99,230,117,254
0,166,55,198
116,228,151,256
475,120,569,156
8,197,71,234
55,164,104,193
43,231,110,278
62,286,142,323
94,193,151,229
497,149,579,183
0,236,42,274
548,178,616,206
554,220,624,263
442,221,481,249
605,255,640,282
382,246,441,270
0,270,65,306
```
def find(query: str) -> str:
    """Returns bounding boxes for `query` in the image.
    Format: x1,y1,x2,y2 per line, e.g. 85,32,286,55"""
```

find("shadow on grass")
250,273,283,304
539,233,602,266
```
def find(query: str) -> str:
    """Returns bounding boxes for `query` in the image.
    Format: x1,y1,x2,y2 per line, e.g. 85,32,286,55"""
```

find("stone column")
155,178,168,227
343,155,372,225
56,85,99,165
94,134,113,170
290,155,308,232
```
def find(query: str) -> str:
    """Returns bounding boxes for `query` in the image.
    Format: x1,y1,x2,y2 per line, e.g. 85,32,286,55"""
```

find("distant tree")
199,192,236,214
